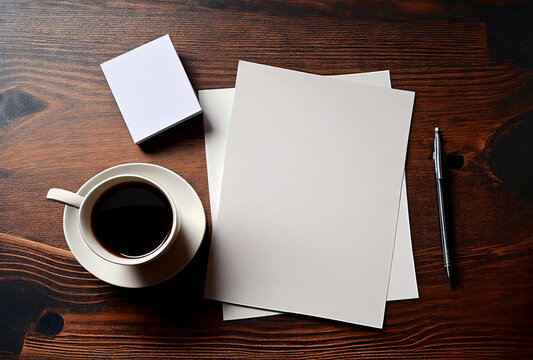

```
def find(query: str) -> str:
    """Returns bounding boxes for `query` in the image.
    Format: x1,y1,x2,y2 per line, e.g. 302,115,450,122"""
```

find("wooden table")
1,1,532,358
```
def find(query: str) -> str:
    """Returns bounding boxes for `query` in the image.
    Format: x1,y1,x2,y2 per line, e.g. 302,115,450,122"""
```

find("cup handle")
46,188,84,208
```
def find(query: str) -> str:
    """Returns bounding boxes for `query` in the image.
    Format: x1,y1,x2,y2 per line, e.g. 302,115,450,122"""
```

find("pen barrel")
436,178,451,267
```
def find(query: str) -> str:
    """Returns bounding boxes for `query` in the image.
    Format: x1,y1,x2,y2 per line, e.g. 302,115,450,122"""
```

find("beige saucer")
63,163,206,288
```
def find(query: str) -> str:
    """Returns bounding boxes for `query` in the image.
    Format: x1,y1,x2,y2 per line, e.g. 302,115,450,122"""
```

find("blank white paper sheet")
199,70,418,322
204,61,415,328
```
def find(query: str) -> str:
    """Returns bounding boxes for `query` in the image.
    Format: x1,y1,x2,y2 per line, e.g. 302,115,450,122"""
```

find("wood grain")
1,0,532,358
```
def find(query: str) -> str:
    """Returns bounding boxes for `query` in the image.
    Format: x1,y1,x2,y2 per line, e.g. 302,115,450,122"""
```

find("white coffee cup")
46,174,180,266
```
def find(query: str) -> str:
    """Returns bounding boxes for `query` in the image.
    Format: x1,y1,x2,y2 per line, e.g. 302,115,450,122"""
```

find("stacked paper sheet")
202,61,417,328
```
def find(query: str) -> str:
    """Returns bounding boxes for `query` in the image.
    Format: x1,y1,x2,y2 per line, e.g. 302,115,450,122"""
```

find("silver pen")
433,127,453,288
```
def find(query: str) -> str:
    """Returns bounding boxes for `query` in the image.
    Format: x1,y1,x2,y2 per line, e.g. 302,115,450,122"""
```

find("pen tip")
446,267,453,289
435,126,440,133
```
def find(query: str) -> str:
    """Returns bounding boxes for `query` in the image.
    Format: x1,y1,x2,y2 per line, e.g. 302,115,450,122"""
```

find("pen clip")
434,128,443,179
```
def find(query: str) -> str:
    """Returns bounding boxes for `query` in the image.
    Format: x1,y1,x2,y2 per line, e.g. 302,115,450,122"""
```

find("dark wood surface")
1,0,532,358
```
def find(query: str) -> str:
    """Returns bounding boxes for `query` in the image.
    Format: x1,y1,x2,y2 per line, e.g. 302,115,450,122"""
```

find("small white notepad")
199,70,418,322
101,34,202,144
204,61,415,328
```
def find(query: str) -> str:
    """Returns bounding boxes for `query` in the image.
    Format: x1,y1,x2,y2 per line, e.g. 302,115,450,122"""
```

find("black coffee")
90,182,173,258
